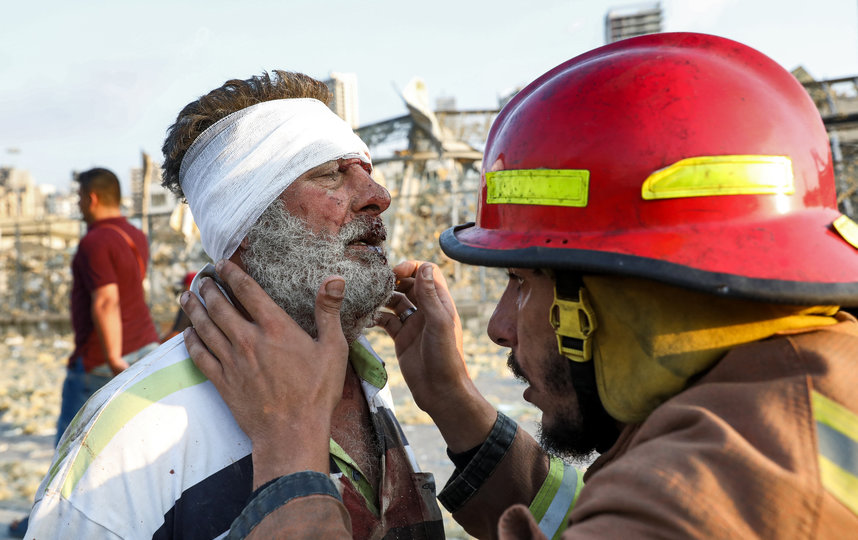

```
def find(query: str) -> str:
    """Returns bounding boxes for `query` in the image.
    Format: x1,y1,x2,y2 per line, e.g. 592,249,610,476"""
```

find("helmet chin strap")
550,274,598,362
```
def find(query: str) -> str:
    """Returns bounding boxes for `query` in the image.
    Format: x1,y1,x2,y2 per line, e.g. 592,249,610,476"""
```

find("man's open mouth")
344,217,387,256
348,241,384,255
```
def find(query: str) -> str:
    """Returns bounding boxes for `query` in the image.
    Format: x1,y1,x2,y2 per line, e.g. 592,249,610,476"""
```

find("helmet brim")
440,220,858,307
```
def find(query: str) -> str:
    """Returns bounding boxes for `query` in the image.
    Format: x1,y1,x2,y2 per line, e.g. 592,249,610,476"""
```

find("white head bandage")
179,98,371,261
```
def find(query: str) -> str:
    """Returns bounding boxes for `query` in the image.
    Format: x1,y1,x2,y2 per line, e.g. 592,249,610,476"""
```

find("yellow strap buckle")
550,285,597,362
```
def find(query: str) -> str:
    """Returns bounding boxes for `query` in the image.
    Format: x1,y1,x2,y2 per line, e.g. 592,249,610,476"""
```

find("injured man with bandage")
27,70,445,539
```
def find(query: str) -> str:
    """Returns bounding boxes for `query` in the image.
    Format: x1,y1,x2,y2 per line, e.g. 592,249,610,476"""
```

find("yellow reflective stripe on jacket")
58,357,208,498
529,456,584,538
486,169,589,207
812,391,858,515
641,155,794,200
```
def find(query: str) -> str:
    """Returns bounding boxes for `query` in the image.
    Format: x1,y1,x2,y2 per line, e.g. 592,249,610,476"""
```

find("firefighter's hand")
375,260,496,452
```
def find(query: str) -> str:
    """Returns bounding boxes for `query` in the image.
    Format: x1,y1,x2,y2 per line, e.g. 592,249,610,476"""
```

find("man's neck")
89,207,122,224
330,362,382,494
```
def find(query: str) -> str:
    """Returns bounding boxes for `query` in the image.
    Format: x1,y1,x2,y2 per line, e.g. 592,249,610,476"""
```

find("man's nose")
487,285,518,348
344,161,391,215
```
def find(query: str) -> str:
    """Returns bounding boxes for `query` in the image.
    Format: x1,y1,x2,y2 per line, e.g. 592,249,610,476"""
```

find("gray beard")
241,202,395,343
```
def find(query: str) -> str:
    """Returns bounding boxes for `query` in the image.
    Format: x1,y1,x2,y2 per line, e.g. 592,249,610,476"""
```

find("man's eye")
313,169,339,182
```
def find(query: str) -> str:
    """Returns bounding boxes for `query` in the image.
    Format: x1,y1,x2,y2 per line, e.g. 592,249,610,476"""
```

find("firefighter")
423,31,858,539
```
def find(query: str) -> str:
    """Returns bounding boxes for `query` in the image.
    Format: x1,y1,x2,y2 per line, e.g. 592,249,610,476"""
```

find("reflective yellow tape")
641,155,794,200
486,169,589,207
812,391,858,516
819,456,858,516
529,456,584,538
814,392,858,442
529,456,565,523
833,215,858,250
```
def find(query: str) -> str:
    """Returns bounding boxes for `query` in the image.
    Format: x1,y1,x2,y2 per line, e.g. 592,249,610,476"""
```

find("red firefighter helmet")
441,32,858,305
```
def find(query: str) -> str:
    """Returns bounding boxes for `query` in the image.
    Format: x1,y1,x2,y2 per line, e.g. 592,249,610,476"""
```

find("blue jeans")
55,342,158,447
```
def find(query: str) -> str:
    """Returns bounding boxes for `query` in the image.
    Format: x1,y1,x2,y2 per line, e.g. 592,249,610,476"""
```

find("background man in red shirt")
58,167,159,443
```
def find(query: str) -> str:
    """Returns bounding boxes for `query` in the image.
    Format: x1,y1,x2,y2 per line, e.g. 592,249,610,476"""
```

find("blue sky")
2,0,857,191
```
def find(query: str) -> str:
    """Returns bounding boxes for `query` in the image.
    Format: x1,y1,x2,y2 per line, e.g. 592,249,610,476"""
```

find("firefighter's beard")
241,203,394,343
507,347,620,463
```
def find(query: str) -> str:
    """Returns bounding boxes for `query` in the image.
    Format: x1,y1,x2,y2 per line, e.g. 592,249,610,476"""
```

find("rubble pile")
0,213,210,336
1,206,506,334
1,240,74,318
385,178,508,317
0,333,70,503
144,214,211,333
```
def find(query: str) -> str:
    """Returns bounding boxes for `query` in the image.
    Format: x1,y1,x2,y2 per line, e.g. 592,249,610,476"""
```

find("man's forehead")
300,157,364,176
304,159,339,173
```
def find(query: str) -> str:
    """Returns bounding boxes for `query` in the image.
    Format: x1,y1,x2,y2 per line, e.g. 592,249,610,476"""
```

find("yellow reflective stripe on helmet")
812,391,858,515
833,215,858,250
529,457,584,538
486,169,589,207
641,155,794,200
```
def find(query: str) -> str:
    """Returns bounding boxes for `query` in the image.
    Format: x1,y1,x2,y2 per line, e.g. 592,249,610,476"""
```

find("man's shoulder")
31,341,252,537
79,221,124,250
114,217,147,240
50,338,248,484
78,226,112,250
609,322,853,468
87,218,145,240
710,317,858,383
98,337,231,423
